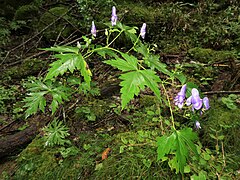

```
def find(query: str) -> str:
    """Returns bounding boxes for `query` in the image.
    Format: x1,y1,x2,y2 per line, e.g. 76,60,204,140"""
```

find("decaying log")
0,115,51,159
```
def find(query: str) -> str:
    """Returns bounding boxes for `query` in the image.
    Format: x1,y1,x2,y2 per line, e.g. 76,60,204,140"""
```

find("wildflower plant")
22,6,211,177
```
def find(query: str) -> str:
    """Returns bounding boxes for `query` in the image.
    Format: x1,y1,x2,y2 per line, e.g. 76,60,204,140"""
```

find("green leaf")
45,54,79,79
23,91,47,118
23,79,71,118
43,119,70,147
135,44,149,57
77,55,92,88
190,171,207,180
175,128,198,174
41,46,79,54
119,69,161,109
104,53,138,71
157,133,176,161
95,48,118,59
144,55,173,77
139,70,161,99
174,73,187,84
45,53,91,88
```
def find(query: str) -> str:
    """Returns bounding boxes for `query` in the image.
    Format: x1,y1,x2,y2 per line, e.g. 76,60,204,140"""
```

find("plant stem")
162,83,176,130
127,34,140,53
107,30,124,47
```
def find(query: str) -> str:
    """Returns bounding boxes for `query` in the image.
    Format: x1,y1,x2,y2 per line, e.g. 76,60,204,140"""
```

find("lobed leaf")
144,55,173,77
41,46,79,54
157,133,176,161
23,91,48,118
175,128,198,174
119,69,161,109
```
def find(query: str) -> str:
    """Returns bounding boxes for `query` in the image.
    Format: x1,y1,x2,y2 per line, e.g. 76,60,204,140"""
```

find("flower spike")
91,21,97,37
140,23,146,39
174,84,187,109
203,97,210,110
111,6,117,26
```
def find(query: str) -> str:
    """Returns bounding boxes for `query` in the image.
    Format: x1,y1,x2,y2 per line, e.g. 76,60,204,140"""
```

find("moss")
139,95,157,107
13,131,115,179
0,59,47,80
74,99,110,122
188,48,237,63
14,5,39,21
37,6,76,40
202,98,240,169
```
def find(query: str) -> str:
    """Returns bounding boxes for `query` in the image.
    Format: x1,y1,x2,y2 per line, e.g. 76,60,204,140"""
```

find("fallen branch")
203,90,240,95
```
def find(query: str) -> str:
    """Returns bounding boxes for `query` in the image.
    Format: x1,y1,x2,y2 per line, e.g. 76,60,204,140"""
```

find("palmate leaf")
50,85,71,114
157,128,198,174
119,69,161,109
104,53,138,71
43,119,70,147
45,53,92,87
23,79,72,118
157,133,176,161
40,46,79,54
144,55,173,77
23,91,48,118
95,47,119,59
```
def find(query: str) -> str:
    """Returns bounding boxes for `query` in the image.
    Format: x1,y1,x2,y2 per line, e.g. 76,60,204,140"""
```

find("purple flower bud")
186,88,203,111
140,23,146,39
91,21,96,37
174,84,187,109
195,121,201,129
111,6,117,26
203,97,210,110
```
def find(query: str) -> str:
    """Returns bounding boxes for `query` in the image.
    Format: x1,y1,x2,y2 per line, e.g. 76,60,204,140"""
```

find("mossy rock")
188,47,237,63
119,3,156,24
14,4,39,21
37,6,76,40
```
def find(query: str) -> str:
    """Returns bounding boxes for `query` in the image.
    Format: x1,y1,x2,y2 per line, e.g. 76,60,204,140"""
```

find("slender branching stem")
162,83,176,130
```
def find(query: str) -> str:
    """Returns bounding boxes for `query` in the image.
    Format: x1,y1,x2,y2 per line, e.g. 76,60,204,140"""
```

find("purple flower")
140,23,146,39
195,121,201,129
111,6,117,26
91,21,96,37
174,84,187,109
203,97,210,110
186,88,203,111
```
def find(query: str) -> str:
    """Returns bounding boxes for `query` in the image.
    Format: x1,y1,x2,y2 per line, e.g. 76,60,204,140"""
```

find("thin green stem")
127,34,140,53
107,30,124,47
83,46,122,59
162,83,176,130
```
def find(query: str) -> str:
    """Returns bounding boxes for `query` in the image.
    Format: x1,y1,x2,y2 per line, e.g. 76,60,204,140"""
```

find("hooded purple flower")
140,23,146,39
91,21,96,37
203,97,210,110
186,88,203,111
174,84,187,109
195,121,201,129
111,6,117,26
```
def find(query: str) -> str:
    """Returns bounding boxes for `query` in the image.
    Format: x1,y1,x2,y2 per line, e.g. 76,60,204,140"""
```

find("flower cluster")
186,88,210,112
90,6,147,39
174,85,210,129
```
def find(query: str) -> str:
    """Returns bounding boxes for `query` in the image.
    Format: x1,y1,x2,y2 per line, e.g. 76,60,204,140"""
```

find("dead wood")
0,115,51,159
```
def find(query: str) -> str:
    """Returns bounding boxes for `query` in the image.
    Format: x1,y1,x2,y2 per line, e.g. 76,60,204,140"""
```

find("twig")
203,90,240,95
